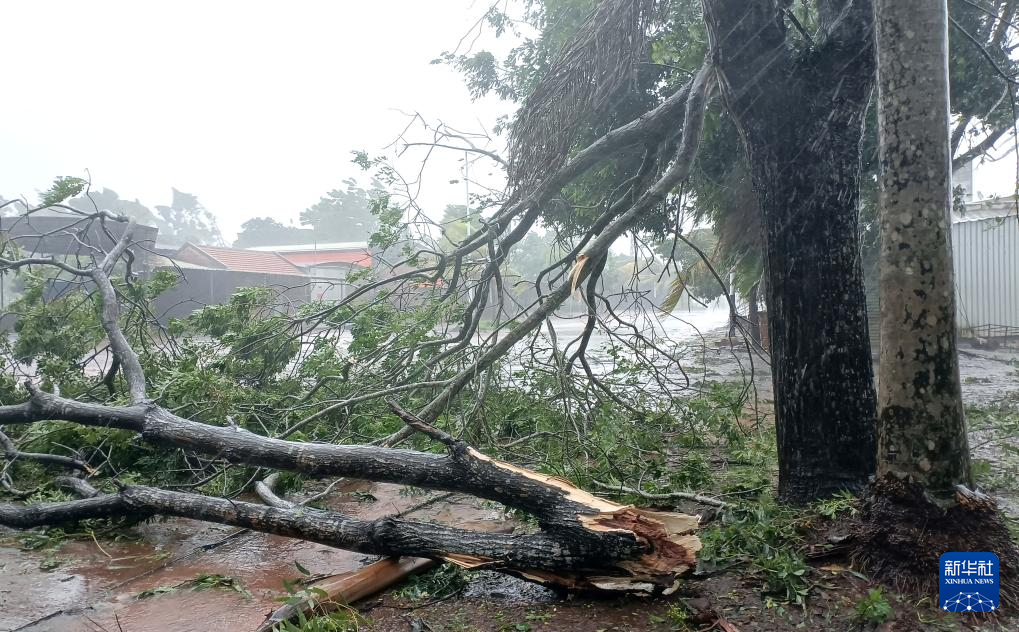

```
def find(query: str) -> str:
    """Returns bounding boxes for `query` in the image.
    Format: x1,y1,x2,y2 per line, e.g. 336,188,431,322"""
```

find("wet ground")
364,566,1017,631
0,483,509,632
4,483,1017,632
695,331,1019,405
1,321,1017,631
549,309,1019,406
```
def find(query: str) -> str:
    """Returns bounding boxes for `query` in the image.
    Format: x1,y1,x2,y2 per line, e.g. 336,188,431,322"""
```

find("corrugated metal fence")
952,206,1019,336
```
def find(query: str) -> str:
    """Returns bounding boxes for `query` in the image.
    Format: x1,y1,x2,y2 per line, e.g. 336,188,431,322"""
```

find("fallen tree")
0,26,715,588
0,379,701,591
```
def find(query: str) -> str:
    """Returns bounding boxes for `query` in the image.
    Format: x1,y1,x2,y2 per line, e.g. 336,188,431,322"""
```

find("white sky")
2,2,1016,244
967,145,1019,201
0,1,515,242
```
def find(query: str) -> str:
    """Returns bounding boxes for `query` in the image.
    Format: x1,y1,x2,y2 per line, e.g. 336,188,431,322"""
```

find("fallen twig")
593,480,727,508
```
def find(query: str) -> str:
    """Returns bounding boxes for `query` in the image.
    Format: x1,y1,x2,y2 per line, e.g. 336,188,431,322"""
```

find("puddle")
0,547,89,631
0,483,510,632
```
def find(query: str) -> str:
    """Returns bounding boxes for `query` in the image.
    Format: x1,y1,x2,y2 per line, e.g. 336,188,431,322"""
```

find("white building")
248,242,371,302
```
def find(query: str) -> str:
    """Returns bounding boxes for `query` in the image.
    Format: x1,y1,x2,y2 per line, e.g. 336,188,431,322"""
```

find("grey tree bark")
874,0,971,493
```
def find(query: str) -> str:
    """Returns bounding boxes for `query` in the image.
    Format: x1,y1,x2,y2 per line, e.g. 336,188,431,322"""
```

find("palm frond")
659,274,689,314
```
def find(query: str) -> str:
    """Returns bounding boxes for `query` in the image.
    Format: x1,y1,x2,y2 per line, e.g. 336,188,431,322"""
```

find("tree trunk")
703,0,878,502
874,0,970,492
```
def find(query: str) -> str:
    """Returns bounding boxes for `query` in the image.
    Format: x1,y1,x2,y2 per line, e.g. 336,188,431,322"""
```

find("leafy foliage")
137,573,252,600
814,490,858,520
154,189,224,246
658,227,723,305
699,498,811,606
855,587,893,625
274,565,368,632
393,564,472,601
440,0,1019,293
8,273,104,385
39,176,87,207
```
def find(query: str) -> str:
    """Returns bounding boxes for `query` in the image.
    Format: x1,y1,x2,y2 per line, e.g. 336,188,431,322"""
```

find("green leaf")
39,176,87,207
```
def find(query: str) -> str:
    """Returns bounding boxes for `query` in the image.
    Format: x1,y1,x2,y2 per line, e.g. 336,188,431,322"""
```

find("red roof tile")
177,244,306,276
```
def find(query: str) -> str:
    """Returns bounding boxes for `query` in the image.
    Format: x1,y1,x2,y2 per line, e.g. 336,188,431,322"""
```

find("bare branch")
88,219,147,403
386,399,462,449
0,428,90,473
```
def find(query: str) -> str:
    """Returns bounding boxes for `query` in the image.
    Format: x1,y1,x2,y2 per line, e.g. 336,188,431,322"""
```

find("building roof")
174,244,306,276
147,254,219,271
282,251,371,267
246,241,372,268
247,241,369,252
954,198,1019,224
0,214,159,257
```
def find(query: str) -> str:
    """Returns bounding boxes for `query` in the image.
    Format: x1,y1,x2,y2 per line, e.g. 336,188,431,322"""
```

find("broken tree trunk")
0,60,715,599
0,390,700,593
251,473,522,632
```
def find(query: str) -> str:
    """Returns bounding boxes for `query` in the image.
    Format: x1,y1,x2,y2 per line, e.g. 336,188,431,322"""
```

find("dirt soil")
363,569,1015,631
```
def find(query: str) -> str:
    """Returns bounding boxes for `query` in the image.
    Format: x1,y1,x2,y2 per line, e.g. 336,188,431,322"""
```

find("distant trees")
67,186,224,246
232,218,310,248
436,204,486,252
504,231,555,282
300,179,379,243
153,189,224,247
658,228,724,305
233,179,381,248
68,188,159,227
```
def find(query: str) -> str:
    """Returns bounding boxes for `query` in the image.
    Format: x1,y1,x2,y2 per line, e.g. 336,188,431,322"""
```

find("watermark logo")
939,552,999,612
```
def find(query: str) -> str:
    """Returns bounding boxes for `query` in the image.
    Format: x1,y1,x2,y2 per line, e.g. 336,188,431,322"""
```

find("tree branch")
89,219,147,403
0,484,664,578
0,429,89,473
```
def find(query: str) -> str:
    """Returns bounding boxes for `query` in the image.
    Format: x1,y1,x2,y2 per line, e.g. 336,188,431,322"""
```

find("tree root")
852,474,1019,608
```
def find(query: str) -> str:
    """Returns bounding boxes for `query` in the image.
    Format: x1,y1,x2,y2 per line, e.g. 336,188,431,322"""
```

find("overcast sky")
0,1,515,242
2,2,1016,244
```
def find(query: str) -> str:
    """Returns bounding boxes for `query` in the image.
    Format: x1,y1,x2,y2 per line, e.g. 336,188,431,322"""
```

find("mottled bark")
703,0,878,502
874,0,971,493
